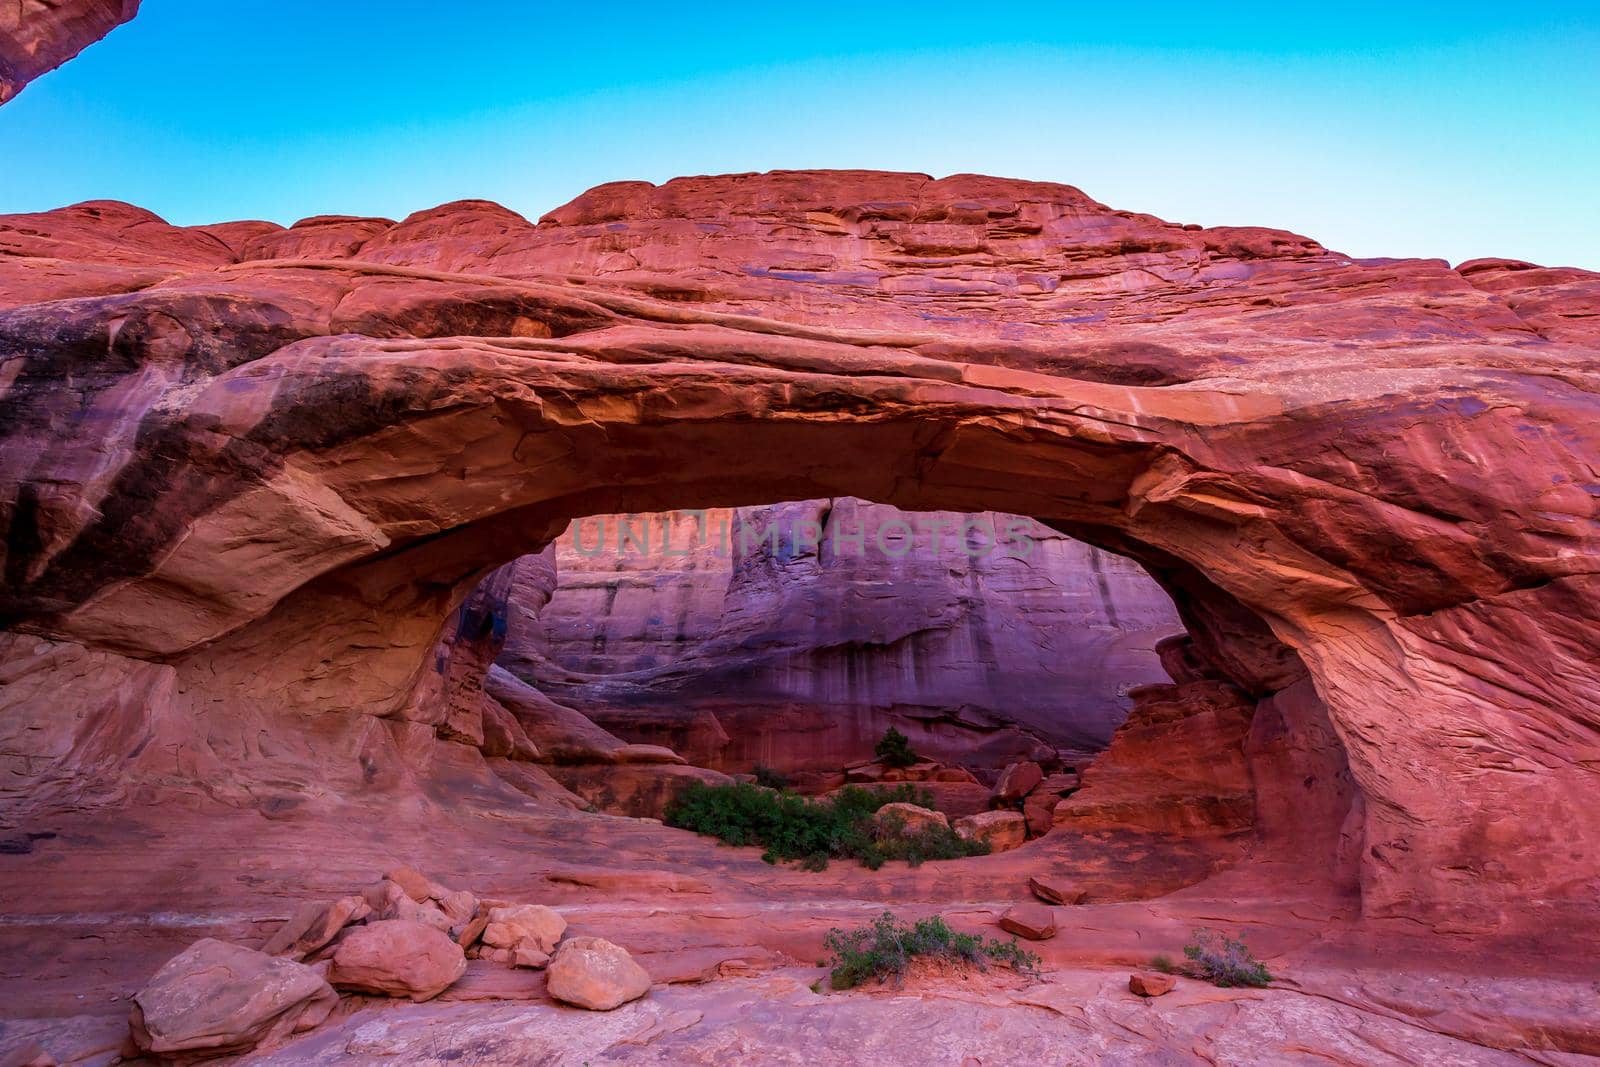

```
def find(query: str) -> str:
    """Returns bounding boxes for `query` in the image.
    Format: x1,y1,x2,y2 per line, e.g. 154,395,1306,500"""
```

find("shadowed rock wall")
500,501,1181,771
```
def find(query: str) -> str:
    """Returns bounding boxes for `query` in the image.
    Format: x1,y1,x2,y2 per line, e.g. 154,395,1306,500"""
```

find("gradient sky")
2,1,1597,268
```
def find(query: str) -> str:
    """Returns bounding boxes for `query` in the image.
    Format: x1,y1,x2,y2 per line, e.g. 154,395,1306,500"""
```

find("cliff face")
500,499,1181,771
1,170,1598,929
0,0,139,103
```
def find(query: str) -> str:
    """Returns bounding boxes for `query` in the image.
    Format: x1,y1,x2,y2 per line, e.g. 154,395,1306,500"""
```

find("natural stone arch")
2,174,1597,933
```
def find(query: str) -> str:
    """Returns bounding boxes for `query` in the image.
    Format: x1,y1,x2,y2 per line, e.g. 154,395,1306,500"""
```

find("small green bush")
874,726,918,769
1182,928,1272,987
823,911,1041,989
665,781,987,870
1149,953,1175,974
751,764,789,790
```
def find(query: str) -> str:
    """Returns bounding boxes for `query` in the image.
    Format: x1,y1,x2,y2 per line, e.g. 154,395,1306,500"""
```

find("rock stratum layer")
0,0,139,104
1,171,1599,936
500,501,1180,772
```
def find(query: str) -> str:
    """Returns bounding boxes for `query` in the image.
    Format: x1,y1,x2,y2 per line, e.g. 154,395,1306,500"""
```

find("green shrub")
1182,928,1272,987
665,781,987,870
823,911,1040,990
1149,953,1175,974
751,764,789,790
874,726,918,769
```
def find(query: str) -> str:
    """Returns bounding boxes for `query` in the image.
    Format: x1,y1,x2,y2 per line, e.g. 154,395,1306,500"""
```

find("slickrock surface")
3,168,1600,1061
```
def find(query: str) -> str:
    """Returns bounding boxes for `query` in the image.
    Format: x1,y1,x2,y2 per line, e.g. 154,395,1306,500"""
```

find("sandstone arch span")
2,173,1598,933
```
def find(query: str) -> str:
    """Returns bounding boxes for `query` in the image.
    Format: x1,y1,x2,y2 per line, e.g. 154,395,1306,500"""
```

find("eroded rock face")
1,170,1598,930
0,0,140,104
502,500,1180,770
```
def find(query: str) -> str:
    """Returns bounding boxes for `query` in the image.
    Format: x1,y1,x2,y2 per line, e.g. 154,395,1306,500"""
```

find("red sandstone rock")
1129,972,1176,997
129,939,336,1060
504,500,1179,772
954,810,1028,852
1028,876,1087,906
1,168,1598,935
545,763,731,819
998,902,1057,940
0,0,140,104
261,895,370,960
481,904,566,956
1053,681,1256,837
1023,774,1081,837
383,865,438,903
994,761,1045,805
545,937,652,1011
329,920,466,1002
873,802,949,834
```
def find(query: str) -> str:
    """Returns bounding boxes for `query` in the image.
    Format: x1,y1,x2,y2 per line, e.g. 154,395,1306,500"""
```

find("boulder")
261,895,371,960
873,802,949,835
997,902,1057,941
129,939,337,1060
1028,876,1086,906
329,919,466,1001
953,810,1028,853
1129,972,1177,997
482,904,567,955
931,767,980,784
993,761,1044,805
546,937,652,1010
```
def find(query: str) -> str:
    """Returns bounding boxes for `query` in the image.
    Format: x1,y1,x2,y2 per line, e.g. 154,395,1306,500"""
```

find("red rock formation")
500,500,1180,773
0,0,139,103
1,170,1598,938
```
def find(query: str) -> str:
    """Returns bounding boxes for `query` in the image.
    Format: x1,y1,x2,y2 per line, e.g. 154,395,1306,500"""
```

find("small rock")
546,936,652,1010
329,919,466,1002
953,810,1028,852
455,902,495,949
873,802,949,834
1028,875,1086,905
998,902,1056,941
1129,972,1176,997
129,939,336,1059
482,904,567,955
513,946,551,969
931,767,979,783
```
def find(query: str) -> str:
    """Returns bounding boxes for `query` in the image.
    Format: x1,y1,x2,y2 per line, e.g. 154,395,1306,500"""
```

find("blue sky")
2,1,1597,267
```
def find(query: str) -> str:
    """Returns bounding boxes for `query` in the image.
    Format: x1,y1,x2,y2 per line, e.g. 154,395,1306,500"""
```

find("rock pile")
125,866,653,1062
